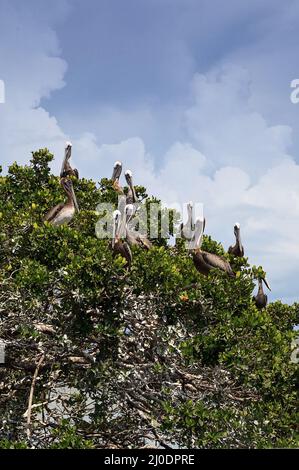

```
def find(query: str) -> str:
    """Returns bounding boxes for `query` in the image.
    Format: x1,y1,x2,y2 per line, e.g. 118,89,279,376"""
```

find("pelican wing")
43,202,64,223
137,235,152,250
201,251,234,276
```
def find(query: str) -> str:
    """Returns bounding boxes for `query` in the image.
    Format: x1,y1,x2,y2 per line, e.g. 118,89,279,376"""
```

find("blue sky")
1,0,299,303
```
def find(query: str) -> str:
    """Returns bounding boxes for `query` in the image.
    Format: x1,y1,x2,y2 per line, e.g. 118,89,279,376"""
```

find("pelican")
125,204,152,250
111,161,124,195
180,202,195,240
60,142,79,179
191,218,235,277
125,170,137,205
253,278,271,309
228,223,244,257
44,177,79,226
112,209,132,269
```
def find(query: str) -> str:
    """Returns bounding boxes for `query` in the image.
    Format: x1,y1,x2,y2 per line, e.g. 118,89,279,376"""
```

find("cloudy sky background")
1,0,299,303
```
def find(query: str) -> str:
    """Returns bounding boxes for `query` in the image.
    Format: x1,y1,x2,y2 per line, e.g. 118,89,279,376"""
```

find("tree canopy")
0,149,298,449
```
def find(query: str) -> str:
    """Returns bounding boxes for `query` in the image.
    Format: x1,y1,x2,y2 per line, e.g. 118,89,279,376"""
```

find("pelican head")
125,203,135,223
187,201,194,222
125,169,133,186
65,141,72,160
233,222,244,252
112,209,121,248
125,169,137,203
60,177,79,213
112,161,122,181
234,222,240,234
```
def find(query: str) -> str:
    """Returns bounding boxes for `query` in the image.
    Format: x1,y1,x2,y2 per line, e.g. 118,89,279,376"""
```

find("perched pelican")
228,223,244,257
180,202,194,240
191,218,235,277
125,204,152,250
111,161,124,195
125,170,137,205
60,142,79,179
253,278,271,309
112,209,132,269
44,177,79,226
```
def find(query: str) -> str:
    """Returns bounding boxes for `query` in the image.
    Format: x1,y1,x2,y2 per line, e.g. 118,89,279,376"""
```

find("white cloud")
185,65,293,177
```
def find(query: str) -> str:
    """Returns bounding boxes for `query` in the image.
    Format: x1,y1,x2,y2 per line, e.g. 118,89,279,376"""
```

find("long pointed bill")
112,218,117,249
187,203,193,228
60,147,71,177
236,231,243,252
65,145,72,161
71,186,80,213
234,225,242,253
263,278,271,291
130,182,137,203
193,219,204,249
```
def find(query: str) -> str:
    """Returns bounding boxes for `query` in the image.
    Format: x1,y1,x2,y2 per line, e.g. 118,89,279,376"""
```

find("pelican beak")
193,218,204,249
125,170,137,202
71,185,80,213
65,144,72,161
112,220,116,249
112,162,122,181
60,144,72,177
234,223,240,236
112,212,120,248
263,278,271,291
234,224,242,251
187,202,193,219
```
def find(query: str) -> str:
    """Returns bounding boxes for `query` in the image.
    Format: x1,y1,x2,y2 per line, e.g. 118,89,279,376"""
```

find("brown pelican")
60,142,79,179
44,177,79,226
180,202,194,240
191,218,235,277
112,209,132,269
253,278,271,309
125,170,137,205
125,204,152,250
228,223,244,257
111,161,124,195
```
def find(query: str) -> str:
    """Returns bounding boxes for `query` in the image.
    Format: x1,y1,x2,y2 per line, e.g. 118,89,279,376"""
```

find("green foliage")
0,149,297,449
0,440,28,449
50,421,94,449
